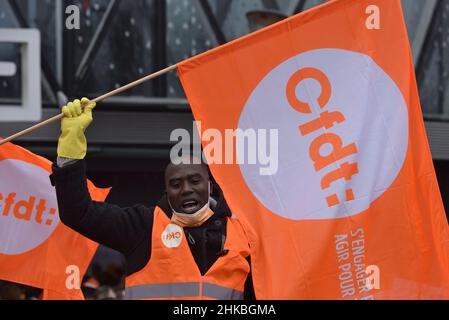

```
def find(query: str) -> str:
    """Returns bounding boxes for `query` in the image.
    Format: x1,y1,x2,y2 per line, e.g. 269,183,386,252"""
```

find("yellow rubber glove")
57,97,96,159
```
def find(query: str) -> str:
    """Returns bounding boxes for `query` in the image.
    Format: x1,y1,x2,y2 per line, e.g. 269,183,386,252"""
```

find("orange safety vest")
125,206,251,300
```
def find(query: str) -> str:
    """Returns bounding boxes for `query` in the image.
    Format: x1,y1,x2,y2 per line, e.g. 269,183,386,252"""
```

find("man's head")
164,158,211,215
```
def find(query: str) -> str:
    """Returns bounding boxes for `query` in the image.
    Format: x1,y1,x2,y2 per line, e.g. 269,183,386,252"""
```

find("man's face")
165,163,210,214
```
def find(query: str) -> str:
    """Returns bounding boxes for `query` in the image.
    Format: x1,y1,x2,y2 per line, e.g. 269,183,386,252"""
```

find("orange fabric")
177,0,449,299
125,207,250,299
42,289,84,300
0,142,109,299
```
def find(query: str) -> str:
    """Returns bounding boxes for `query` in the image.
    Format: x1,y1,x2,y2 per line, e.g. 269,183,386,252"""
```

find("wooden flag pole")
0,64,178,146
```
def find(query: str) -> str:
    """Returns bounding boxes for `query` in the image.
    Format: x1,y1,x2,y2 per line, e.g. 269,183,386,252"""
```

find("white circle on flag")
161,224,183,248
0,159,60,254
237,49,409,220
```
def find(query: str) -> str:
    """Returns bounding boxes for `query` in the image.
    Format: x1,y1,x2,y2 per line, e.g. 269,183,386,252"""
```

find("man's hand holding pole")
57,98,96,160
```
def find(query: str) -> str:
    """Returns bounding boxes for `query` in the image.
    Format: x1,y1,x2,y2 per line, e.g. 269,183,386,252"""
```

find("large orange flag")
178,0,449,299
0,142,109,299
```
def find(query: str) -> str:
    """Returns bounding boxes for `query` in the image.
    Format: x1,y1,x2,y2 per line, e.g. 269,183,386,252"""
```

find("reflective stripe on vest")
125,282,198,300
203,282,244,300
125,282,243,300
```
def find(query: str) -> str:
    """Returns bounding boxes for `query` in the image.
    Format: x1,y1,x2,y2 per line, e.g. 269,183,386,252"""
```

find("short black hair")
164,155,209,179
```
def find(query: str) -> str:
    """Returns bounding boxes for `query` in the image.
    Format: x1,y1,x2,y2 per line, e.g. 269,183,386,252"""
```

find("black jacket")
50,160,254,299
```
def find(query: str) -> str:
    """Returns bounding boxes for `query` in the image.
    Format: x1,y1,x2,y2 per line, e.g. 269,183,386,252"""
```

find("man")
50,98,254,300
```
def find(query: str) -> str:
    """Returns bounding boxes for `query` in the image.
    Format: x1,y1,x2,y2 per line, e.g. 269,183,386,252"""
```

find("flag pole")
0,64,178,146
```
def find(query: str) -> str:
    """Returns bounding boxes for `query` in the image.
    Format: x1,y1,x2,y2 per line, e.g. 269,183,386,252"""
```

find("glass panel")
0,0,447,117
14,0,57,78
68,0,155,97
0,43,22,102
264,0,426,43
0,0,18,28
276,0,296,14
0,0,54,103
401,0,427,42
302,0,327,11
0,2,23,102
417,0,449,117
166,0,215,97
219,0,266,41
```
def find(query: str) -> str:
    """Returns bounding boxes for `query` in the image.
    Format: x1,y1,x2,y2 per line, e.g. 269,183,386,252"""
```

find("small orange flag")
178,0,449,299
0,142,109,299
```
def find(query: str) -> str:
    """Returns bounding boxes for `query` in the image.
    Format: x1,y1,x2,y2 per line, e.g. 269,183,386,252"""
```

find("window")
417,0,449,118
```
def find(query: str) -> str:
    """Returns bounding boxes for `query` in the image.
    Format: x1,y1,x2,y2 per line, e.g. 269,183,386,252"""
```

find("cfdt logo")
0,160,60,254
238,49,408,220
